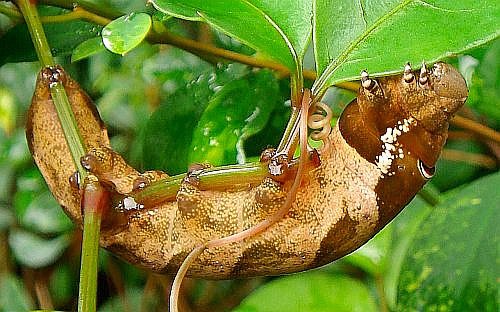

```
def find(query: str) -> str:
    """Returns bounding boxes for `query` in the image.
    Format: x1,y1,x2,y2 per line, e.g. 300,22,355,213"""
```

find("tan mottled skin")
27,63,467,279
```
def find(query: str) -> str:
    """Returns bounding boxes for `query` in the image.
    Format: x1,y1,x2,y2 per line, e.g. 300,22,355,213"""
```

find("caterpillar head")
398,62,468,133
353,62,468,172
339,62,468,227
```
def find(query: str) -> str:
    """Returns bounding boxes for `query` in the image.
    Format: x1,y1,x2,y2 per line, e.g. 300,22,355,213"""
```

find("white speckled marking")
375,117,414,175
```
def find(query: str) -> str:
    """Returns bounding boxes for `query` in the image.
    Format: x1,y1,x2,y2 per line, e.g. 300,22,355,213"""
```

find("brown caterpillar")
26,62,467,279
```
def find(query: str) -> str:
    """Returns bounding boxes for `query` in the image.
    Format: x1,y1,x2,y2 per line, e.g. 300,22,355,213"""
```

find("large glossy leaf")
234,272,377,312
383,192,434,309
151,0,313,70
143,64,282,174
313,0,500,94
247,0,312,61
142,71,212,175
188,70,280,165
142,64,248,174
397,172,499,310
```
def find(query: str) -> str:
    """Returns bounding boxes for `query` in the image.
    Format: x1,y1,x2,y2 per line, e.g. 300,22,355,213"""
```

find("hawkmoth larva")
26,62,467,279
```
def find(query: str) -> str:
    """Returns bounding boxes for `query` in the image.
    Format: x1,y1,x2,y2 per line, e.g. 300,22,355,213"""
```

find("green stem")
276,69,303,157
375,274,389,312
197,163,267,189
40,7,112,25
41,0,122,19
50,84,87,174
15,0,87,176
15,0,54,67
15,1,99,311
276,107,300,157
134,163,268,208
78,212,101,312
78,179,107,312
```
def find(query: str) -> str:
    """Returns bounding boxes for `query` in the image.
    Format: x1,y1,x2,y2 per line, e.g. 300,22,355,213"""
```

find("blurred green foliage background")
0,1,498,311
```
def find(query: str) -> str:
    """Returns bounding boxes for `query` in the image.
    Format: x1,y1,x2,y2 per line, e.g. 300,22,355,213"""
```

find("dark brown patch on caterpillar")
312,209,359,267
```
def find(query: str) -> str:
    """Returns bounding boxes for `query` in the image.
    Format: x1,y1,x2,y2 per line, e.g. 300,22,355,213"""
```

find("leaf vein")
358,0,368,28
313,0,414,96
416,0,475,13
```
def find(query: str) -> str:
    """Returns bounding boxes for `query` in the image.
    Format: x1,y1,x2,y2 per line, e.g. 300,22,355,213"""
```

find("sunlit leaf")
143,64,282,173
102,13,152,55
142,68,219,175
398,172,499,310
152,0,312,70
313,0,500,94
235,272,377,312
188,70,280,165
0,88,15,134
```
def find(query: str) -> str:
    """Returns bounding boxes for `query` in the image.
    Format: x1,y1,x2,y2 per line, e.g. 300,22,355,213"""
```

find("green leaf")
397,172,499,310
0,87,16,134
0,20,101,65
151,0,312,70
102,13,152,55
0,205,14,231
188,70,280,165
71,37,106,62
431,138,490,191
0,273,33,311
343,221,392,276
98,287,143,312
0,164,15,204
8,229,70,268
20,191,73,235
150,1,200,20
466,39,500,128
142,68,217,174
143,64,282,174
49,264,77,304
384,193,434,309
247,0,312,60
313,0,500,94
234,272,377,312
141,47,213,95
